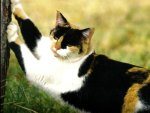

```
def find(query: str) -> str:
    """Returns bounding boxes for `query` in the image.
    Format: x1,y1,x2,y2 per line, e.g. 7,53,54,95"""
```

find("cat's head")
50,11,94,62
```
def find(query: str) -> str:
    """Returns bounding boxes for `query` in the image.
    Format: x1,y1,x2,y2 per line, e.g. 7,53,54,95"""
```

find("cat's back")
62,53,150,113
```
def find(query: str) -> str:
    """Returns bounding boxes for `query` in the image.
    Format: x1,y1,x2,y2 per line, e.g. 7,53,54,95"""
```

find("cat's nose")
53,45,61,51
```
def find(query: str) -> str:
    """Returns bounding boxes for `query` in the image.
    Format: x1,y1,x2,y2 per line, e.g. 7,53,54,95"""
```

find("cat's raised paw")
11,0,20,3
7,22,19,43
11,0,22,13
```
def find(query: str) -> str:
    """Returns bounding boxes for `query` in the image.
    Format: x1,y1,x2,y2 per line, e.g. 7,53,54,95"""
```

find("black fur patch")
16,17,42,52
9,42,25,73
137,109,150,113
78,52,94,77
61,53,145,113
61,29,83,49
138,83,150,105
51,26,70,39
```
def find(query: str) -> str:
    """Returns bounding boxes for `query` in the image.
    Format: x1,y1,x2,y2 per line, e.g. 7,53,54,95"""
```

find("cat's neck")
57,50,94,64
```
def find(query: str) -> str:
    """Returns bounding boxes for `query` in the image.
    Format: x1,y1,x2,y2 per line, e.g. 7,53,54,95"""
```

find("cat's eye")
54,36,59,40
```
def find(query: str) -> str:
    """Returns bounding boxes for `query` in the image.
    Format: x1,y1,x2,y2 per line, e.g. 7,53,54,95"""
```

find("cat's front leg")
7,22,39,73
11,0,47,59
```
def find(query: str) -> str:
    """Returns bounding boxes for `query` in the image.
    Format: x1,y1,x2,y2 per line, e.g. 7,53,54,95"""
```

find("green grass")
4,0,150,113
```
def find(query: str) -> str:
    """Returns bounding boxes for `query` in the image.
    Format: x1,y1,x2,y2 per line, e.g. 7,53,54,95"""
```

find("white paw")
7,22,19,43
11,0,22,13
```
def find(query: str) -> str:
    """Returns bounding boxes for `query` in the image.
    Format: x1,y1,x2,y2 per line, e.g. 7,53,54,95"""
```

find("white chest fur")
42,57,85,94
25,51,86,95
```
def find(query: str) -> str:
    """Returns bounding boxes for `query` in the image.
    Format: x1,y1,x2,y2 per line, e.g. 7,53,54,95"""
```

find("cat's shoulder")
93,54,109,63
93,53,136,68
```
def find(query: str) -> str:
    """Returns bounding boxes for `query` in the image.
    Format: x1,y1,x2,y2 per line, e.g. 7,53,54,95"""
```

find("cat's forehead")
65,28,82,38
55,25,81,36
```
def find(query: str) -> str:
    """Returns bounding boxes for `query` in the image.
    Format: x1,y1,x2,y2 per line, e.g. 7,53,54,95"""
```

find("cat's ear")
81,28,95,42
56,11,69,26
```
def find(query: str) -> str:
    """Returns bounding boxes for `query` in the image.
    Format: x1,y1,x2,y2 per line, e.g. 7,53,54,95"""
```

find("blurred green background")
4,0,150,113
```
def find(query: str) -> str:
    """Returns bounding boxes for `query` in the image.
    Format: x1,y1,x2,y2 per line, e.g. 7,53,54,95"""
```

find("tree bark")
0,0,11,112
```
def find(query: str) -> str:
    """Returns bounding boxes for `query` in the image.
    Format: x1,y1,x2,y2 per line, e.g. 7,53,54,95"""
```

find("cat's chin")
51,48,67,59
51,48,82,62
52,52,60,58
51,48,59,57
51,50,64,59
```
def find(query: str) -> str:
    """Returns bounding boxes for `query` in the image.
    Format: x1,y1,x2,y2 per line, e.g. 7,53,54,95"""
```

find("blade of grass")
13,103,38,113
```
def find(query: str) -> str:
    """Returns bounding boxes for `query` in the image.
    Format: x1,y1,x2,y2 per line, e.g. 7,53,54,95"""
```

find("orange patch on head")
67,46,79,52
51,36,64,51
122,83,143,113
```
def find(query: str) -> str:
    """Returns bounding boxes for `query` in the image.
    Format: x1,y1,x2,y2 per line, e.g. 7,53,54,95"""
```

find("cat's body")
7,0,150,113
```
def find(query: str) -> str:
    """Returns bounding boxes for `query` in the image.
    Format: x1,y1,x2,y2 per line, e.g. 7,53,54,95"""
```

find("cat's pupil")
54,36,59,40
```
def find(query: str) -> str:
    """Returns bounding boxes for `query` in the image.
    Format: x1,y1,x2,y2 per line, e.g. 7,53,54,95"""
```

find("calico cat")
7,0,150,113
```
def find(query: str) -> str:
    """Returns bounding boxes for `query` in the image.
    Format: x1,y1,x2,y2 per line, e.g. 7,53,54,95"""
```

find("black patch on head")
51,26,70,39
51,26,85,53
9,42,26,73
61,29,83,49
138,83,150,105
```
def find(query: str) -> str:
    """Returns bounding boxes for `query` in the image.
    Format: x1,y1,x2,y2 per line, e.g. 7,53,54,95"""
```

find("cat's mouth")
51,48,72,61
51,48,59,57
51,48,66,59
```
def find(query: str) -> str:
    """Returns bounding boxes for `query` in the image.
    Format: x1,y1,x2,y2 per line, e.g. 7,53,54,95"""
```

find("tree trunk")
0,0,11,112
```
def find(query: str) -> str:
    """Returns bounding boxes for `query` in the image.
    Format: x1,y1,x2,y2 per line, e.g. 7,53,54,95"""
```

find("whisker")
66,55,71,63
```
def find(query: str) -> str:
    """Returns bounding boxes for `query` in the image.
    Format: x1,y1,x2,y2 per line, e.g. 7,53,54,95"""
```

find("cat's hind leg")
11,0,43,58
7,22,39,73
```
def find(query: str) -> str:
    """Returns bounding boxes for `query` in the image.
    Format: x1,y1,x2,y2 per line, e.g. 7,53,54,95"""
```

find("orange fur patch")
51,36,64,50
68,46,79,52
14,7,28,20
122,83,143,113
144,75,150,84
122,67,150,113
15,38,23,45
127,67,148,74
